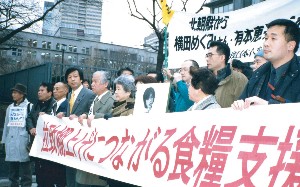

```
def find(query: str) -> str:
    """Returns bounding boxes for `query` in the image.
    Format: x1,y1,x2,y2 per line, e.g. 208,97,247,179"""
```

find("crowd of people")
1,18,300,187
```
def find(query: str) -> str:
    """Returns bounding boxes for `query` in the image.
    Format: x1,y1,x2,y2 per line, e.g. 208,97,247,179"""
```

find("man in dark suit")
45,81,70,187
57,67,95,187
53,82,68,115
77,71,115,187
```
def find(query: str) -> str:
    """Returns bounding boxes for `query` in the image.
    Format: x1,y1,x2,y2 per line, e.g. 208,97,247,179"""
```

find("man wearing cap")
252,49,268,71
1,83,32,187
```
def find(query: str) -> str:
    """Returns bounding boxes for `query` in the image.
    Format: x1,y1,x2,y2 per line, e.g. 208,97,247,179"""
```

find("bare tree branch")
195,0,207,14
0,0,65,45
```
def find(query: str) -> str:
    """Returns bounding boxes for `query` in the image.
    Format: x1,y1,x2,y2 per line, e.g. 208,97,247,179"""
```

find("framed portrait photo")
133,83,170,115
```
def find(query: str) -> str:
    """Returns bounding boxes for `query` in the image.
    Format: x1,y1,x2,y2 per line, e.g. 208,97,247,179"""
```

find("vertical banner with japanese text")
168,0,300,68
30,103,300,187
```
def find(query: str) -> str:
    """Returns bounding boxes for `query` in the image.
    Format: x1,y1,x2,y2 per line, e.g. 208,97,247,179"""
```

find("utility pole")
60,49,65,81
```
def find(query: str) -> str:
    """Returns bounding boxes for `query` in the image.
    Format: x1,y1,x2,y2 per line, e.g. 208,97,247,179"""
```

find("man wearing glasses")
206,41,248,108
164,59,199,112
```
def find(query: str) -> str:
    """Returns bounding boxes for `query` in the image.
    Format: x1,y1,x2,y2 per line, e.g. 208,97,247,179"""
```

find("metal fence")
0,61,156,104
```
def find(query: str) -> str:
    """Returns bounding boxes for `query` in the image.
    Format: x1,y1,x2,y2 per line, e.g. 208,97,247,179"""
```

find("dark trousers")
66,166,77,187
8,161,32,187
108,179,139,187
75,183,107,187
35,158,66,187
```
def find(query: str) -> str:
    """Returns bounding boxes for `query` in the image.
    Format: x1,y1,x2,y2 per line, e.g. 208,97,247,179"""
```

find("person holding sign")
232,19,300,110
26,82,57,187
76,71,114,187
1,83,32,187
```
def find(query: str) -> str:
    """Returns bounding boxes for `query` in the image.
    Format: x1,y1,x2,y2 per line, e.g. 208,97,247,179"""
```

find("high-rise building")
43,0,103,41
42,1,55,36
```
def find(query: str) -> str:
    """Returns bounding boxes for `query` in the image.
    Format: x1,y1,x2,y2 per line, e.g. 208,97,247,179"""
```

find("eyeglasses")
205,53,220,58
178,67,190,73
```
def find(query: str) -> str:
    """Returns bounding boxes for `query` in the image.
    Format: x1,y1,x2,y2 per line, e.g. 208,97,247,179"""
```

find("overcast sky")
101,0,208,47
40,0,207,48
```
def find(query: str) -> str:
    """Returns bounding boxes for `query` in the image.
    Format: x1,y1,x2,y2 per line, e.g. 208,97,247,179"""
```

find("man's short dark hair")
65,67,84,82
117,67,134,76
40,82,53,93
190,67,219,95
209,41,231,65
267,19,300,53
146,69,164,83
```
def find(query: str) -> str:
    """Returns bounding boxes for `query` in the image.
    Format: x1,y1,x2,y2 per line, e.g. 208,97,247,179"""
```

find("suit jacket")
75,91,113,186
55,99,68,115
66,87,95,117
93,91,115,119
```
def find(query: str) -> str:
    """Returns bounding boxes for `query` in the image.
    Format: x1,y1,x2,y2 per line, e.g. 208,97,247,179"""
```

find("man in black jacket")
232,19,300,110
26,82,57,186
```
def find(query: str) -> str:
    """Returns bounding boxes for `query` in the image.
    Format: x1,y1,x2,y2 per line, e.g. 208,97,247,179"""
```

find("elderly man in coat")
1,83,32,187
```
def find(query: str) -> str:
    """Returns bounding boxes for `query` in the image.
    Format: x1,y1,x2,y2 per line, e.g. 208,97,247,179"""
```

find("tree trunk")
156,32,165,72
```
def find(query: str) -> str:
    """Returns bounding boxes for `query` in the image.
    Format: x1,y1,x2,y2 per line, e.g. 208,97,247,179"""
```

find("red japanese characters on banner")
30,103,300,187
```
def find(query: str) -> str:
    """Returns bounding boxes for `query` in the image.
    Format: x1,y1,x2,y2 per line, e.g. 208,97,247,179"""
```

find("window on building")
56,43,61,50
47,42,51,49
12,48,22,56
55,54,62,62
82,47,86,54
62,44,67,50
68,55,77,64
45,53,51,61
32,40,37,48
41,53,45,59
0,50,7,56
69,45,73,52
27,51,32,57
73,46,77,52
42,41,47,49
32,51,37,58
28,39,33,47
141,56,144,62
80,57,85,64
214,3,233,13
86,47,90,55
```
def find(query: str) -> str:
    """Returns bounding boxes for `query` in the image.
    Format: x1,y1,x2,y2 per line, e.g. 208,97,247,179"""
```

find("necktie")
69,91,75,113
52,102,57,116
88,97,99,115
266,69,276,100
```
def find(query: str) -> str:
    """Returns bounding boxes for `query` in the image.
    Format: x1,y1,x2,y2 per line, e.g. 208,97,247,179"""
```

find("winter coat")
239,55,300,103
215,66,248,108
1,99,31,162
111,97,135,117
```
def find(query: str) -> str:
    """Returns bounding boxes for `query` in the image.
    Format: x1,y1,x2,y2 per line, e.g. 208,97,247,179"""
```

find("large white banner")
168,0,300,68
30,103,300,187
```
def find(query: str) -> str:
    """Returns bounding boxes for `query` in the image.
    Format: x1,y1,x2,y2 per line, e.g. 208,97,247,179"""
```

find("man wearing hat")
252,49,268,71
1,83,33,187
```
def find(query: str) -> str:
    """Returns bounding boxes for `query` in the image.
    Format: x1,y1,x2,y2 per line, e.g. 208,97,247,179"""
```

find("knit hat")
11,83,27,95
254,50,264,58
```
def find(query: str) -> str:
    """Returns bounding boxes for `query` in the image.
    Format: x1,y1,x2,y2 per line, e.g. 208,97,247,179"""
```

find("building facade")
203,0,265,14
144,32,159,52
0,31,157,76
44,0,103,42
